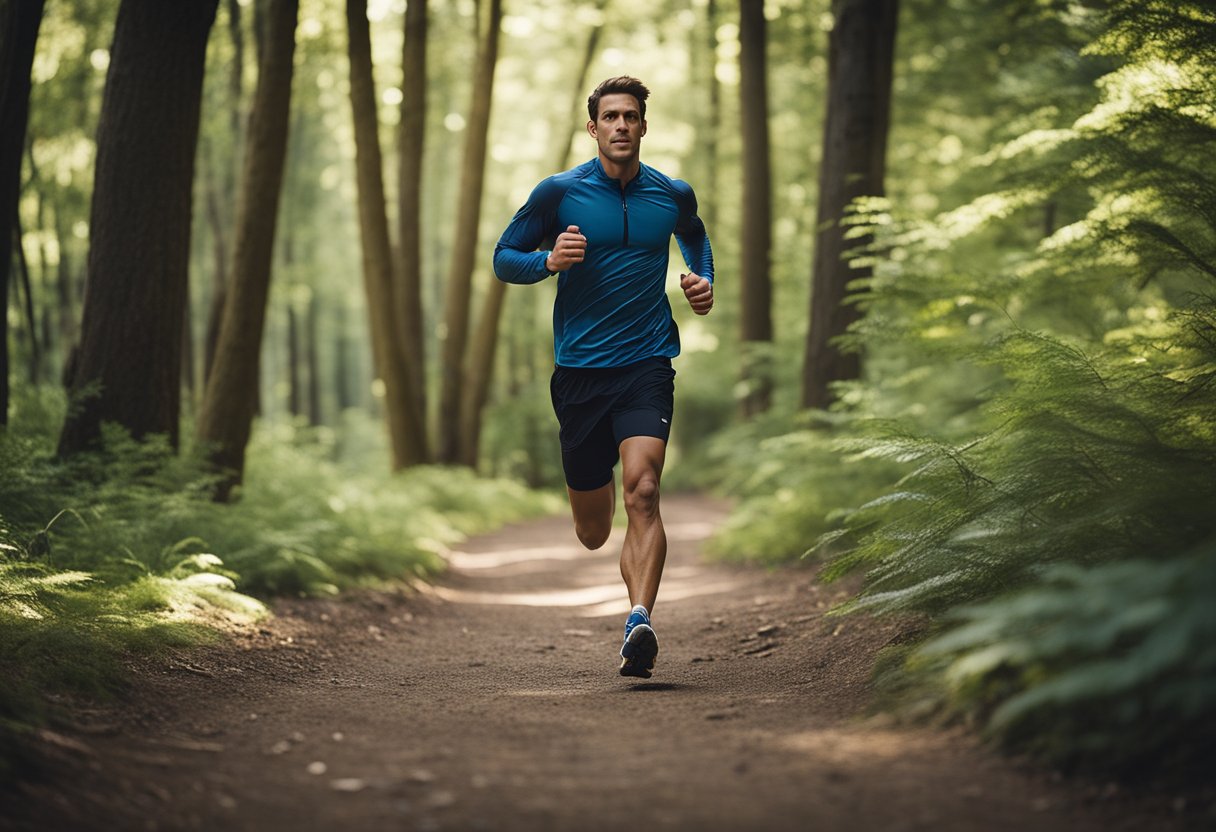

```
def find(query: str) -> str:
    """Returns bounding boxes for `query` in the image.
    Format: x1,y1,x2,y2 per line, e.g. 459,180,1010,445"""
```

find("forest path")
5,496,1184,831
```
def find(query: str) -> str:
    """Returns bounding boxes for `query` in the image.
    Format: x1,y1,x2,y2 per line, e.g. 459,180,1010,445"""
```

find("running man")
492,76,715,678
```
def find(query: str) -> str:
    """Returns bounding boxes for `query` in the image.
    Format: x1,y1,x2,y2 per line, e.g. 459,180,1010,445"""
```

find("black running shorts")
549,356,675,491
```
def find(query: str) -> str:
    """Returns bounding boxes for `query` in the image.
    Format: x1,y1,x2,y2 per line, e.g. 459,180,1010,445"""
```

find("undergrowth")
0,389,560,780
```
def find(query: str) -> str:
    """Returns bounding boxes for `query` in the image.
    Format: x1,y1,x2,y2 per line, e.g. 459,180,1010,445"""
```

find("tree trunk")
202,146,229,385
195,0,297,499
397,0,428,444
739,0,773,418
704,0,720,234
287,300,301,418
0,0,45,426
436,0,503,464
801,0,898,411
306,290,321,426
57,0,217,455
345,0,428,468
202,1,244,386
458,8,600,467
13,213,38,383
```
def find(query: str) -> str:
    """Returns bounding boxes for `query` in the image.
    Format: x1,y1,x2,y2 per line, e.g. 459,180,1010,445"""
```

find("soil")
1,495,1207,831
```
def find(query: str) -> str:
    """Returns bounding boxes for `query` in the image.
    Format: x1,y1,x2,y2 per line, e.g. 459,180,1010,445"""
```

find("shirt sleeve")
493,176,565,285
672,181,714,284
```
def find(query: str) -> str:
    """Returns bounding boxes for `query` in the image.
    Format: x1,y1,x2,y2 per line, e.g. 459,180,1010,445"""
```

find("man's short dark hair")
587,76,650,122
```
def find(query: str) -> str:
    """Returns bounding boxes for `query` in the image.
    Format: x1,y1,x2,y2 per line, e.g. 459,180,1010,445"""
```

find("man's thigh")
561,414,619,492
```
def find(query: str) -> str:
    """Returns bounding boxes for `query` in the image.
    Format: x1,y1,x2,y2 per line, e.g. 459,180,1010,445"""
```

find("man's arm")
672,181,714,283
673,181,714,315
494,177,566,284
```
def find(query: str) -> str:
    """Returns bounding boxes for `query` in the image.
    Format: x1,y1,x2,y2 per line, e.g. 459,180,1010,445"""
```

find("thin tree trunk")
397,0,428,443
53,202,74,375
436,0,503,464
181,289,195,400
58,0,217,455
0,0,45,425
13,214,38,383
738,0,773,418
704,0,720,234
459,9,600,467
195,0,297,498
306,290,321,426
287,300,301,418
801,0,898,411
202,146,229,385
334,304,355,412
345,0,428,468
202,1,243,385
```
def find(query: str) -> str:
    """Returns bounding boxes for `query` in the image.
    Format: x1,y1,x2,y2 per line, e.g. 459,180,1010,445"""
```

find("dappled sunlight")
445,536,621,570
425,576,738,618
777,727,930,764
576,580,739,618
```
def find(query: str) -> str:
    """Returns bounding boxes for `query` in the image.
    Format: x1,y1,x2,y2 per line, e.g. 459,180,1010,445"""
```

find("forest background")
1,0,1213,785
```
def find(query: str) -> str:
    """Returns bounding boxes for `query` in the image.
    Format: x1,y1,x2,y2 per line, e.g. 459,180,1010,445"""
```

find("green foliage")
919,545,1216,771
694,410,904,564
801,0,1216,772
0,390,559,775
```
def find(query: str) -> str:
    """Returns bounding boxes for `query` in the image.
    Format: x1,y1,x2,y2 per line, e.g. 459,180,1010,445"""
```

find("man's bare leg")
567,479,614,550
618,436,667,613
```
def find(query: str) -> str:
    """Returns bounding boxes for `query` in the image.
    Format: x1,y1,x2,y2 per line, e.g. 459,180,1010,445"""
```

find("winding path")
3,496,1184,831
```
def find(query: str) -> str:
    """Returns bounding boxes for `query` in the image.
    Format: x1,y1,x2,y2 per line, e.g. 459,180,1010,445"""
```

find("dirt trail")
2,495,1195,831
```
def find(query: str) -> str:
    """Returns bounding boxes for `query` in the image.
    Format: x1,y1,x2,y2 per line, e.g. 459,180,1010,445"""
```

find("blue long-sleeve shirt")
493,158,714,369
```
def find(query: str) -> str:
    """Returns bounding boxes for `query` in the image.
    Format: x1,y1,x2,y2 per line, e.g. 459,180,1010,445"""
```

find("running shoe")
620,623,659,678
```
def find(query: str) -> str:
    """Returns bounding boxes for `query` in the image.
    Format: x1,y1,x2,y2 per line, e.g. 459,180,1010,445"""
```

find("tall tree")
738,0,773,418
345,0,428,468
459,5,604,467
0,0,46,426
396,0,428,445
801,0,898,410
703,0,721,234
436,0,503,464
202,0,247,386
195,0,298,499
57,0,217,454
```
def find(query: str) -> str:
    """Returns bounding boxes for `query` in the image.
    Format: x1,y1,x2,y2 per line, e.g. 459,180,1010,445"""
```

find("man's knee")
575,518,612,550
623,470,660,518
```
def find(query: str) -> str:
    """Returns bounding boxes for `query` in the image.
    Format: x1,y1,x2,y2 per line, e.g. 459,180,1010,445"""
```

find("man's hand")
681,272,713,315
545,225,587,272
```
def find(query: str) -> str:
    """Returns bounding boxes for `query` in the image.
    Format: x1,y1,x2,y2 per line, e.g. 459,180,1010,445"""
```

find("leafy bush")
0,387,560,775
809,0,1216,772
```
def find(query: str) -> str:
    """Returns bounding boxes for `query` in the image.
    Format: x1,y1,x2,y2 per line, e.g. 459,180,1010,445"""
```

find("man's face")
588,93,647,167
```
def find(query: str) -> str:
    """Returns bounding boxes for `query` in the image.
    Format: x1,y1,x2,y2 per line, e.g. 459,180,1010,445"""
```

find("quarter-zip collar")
593,157,646,192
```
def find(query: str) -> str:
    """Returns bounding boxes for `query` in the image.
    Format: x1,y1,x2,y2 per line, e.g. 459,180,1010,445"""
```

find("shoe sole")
619,623,658,678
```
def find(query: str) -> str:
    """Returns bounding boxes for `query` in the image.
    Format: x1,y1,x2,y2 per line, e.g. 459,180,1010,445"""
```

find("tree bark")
306,290,321,426
397,0,428,444
287,300,301,418
345,0,428,468
57,0,217,454
436,0,503,464
704,0,720,234
0,0,45,426
202,146,229,386
195,0,297,498
801,0,898,411
458,7,600,467
739,0,773,418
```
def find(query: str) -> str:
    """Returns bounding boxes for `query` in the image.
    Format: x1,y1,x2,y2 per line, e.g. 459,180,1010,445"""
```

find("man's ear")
587,119,597,137
641,119,648,137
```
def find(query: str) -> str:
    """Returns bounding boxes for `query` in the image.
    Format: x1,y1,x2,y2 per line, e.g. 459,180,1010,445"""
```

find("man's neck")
598,154,641,188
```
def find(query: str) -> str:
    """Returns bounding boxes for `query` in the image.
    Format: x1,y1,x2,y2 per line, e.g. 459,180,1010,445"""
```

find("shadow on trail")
622,682,683,692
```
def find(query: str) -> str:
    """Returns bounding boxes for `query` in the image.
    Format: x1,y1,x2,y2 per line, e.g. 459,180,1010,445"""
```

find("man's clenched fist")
680,272,713,315
545,225,587,273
